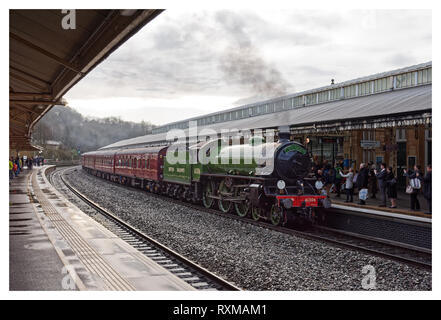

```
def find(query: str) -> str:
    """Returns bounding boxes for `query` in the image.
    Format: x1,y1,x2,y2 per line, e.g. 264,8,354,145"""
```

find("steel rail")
56,168,241,291
63,166,432,271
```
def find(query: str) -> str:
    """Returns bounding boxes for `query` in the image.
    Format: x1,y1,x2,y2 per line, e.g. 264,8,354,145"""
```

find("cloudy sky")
65,9,432,125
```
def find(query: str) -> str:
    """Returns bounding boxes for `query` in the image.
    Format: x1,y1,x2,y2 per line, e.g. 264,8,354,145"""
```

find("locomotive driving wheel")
270,204,285,226
251,207,264,221
202,181,215,208
234,187,250,217
218,180,232,213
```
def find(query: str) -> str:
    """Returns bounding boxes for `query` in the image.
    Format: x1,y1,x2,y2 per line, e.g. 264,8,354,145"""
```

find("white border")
2,0,438,300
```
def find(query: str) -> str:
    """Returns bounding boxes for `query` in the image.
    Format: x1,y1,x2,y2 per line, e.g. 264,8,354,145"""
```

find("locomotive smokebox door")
248,184,262,207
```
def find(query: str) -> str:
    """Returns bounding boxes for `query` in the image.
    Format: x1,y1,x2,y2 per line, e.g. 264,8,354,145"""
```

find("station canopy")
10,9,163,151
101,83,432,150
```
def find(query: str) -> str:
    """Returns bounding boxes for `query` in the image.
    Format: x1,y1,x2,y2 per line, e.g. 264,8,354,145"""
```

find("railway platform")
9,166,195,291
326,197,431,250
331,191,431,219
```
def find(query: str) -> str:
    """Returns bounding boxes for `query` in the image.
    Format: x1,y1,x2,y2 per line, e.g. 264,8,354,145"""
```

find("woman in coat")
339,167,354,203
423,165,432,214
404,165,423,211
386,167,397,208
356,163,369,205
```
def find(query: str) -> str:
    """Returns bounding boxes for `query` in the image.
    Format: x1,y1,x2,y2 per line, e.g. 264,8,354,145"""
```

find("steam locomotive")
81,133,330,226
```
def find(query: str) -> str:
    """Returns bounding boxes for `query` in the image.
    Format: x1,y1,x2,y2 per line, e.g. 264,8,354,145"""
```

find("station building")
103,62,432,190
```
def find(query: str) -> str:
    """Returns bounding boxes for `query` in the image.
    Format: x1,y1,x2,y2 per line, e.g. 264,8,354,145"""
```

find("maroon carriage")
114,147,167,187
94,150,116,177
81,151,96,170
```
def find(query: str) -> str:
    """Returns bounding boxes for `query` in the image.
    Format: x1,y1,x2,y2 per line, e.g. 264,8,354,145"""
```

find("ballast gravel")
57,167,431,291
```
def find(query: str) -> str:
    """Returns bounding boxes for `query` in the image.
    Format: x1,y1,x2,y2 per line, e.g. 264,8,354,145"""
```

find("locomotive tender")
81,134,329,226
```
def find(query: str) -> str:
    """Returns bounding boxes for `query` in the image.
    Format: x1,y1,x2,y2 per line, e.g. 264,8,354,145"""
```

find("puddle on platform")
10,218,32,222
10,231,31,236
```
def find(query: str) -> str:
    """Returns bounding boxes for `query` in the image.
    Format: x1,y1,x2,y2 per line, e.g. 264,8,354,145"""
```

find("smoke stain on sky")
215,11,292,105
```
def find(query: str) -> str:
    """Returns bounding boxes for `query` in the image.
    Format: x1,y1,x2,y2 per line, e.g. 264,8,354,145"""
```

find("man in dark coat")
368,161,378,199
357,163,369,205
423,165,432,214
375,163,388,207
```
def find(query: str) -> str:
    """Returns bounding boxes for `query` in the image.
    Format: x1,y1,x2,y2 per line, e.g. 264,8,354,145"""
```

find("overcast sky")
65,9,432,125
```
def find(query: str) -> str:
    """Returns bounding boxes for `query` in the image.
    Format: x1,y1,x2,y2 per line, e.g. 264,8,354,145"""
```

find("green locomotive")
162,134,328,225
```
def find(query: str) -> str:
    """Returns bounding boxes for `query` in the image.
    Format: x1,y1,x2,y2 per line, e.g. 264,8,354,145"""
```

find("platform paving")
9,166,195,291
9,169,69,290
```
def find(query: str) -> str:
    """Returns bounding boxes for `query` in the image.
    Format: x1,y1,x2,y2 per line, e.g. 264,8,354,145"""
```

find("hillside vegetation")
32,105,155,160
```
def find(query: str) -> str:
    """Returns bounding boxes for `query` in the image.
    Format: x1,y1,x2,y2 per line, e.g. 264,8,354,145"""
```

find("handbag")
410,178,421,189
406,185,413,194
315,180,324,190
359,188,368,200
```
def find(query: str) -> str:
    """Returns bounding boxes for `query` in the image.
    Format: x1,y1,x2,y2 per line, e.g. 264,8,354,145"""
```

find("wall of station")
294,124,431,189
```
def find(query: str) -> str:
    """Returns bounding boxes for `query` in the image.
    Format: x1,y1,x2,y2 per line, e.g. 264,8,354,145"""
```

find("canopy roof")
102,84,432,150
10,9,163,151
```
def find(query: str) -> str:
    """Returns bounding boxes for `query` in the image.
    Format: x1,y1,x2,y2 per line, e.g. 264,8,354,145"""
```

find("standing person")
13,161,18,176
324,167,335,198
14,157,20,175
334,161,343,198
374,163,388,207
311,156,321,175
404,165,422,211
386,167,398,208
323,159,331,171
352,169,359,193
9,157,14,180
368,161,378,199
357,163,369,205
339,167,354,203
423,165,432,214
315,169,325,195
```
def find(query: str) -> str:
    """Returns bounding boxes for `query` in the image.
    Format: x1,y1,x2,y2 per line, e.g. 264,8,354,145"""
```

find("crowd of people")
9,156,45,181
311,158,432,215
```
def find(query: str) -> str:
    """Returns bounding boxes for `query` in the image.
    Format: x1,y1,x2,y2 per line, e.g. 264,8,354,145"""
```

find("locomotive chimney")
278,126,291,142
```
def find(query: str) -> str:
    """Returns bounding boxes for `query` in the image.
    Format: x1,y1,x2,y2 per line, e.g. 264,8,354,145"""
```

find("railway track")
56,166,432,272
51,168,241,291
